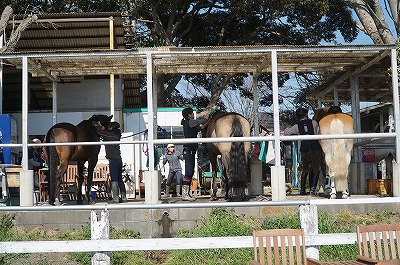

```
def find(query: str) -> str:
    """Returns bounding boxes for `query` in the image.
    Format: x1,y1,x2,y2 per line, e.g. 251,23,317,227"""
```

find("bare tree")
0,5,38,53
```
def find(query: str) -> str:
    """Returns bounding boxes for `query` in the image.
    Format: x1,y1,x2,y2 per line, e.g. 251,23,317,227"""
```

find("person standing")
28,138,45,189
181,107,208,201
161,143,184,198
284,107,322,196
95,121,127,203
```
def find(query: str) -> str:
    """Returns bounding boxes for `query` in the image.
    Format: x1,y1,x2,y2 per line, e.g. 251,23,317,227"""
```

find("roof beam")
28,58,58,82
316,50,390,98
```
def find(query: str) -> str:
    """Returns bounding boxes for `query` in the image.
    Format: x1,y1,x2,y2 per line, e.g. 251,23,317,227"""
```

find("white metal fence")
0,197,399,264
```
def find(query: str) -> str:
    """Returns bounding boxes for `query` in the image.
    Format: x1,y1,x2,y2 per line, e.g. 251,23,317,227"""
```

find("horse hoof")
342,194,348,199
54,199,61,206
330,194,336,199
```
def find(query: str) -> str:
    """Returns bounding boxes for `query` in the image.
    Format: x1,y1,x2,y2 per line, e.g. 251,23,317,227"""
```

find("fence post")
300,204,319,259
91,209,110,265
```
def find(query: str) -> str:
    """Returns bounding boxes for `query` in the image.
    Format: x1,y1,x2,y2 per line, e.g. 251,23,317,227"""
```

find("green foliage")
0,213,15,240
68,225,141,264
178,208,258,238
167,208,258,264
262,210,301,229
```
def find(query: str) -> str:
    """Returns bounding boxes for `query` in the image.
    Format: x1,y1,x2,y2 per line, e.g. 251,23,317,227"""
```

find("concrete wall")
6,202,400,238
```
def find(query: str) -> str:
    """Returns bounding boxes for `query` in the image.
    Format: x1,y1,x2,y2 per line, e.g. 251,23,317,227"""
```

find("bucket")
190,180,199,191
367,179,392,195
91,191,97,201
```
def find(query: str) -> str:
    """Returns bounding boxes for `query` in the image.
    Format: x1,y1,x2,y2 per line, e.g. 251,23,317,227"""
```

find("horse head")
89,114,113,128
312,108,329,123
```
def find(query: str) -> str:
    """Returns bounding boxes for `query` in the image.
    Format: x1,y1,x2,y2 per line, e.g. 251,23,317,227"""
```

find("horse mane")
313,108,329,122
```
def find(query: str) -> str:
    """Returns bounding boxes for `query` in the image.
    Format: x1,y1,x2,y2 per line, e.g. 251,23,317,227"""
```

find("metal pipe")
0,45,394,60
52,81,57,125
21,56,29,170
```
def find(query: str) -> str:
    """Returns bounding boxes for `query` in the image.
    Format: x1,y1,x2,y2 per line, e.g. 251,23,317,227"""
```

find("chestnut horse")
203,111,251,201
44,114,113,205
314,107,354,198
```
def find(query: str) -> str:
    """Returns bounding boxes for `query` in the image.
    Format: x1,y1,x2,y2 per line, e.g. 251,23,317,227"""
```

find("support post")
271,50,285,201
250,159,263,195
300,205,319,259
393,162,400,197
271,165,286,201
19,170,34,206
91,209,110,265
390,48,400,197
52,81,57,125
145,52,160,204
145,171,161,204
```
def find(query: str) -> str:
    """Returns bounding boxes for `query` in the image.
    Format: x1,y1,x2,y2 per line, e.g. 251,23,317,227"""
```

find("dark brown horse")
43,114,113,205
203,111,251,201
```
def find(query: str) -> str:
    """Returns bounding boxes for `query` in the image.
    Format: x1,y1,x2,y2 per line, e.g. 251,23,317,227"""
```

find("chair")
38,168,48,202
250,229,308,265
92,164,111,199
60,165,78,200
137,169,147,198
356,224,400,264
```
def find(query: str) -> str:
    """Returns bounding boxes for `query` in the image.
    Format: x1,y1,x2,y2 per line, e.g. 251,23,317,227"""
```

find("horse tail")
328,118,351,192
46,129,59,203
229,117,247,196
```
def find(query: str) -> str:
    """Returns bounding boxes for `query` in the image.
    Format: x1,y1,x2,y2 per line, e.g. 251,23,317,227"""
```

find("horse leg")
221,155,232,201
223,167,230,201
324,175,332,196
342,188,349,199
329,175,336,199
77,162,85,204
209,151,219,201
86,159,97,204
54,162,68,206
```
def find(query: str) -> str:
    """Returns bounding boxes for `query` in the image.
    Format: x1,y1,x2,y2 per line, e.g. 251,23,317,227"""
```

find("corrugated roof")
3,12,141,111
1,44,394,112
8,12,126,51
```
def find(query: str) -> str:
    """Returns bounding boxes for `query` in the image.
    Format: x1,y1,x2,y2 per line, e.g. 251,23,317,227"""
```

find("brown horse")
314,107,354,198
203,110,251,201
43,114,113,205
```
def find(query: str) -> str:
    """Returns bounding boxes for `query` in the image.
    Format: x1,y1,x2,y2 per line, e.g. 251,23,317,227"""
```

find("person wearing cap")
161,143,184,198
28,138,46,190
181,107,209,201
284,107,322,196
95,121,127,203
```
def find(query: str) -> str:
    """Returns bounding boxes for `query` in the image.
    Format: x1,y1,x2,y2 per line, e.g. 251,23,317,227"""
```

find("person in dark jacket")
284,107,322,196
181,107,208,201
28,138,46,190
162,143,184,198
95,121,127,203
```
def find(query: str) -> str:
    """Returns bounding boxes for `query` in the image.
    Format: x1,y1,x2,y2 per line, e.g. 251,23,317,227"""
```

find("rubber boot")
162,185,170,198
118,181,127,202
110,181,119,203
176,185,181,197
182,185,195,201
300,172,307,195
309,172,319,196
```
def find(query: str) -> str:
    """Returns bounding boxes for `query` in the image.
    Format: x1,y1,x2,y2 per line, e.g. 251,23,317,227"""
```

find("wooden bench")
356,224,400,265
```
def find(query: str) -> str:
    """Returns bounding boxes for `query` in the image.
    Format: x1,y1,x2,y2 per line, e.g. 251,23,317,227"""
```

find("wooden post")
91,209,110,265
300,205,319,259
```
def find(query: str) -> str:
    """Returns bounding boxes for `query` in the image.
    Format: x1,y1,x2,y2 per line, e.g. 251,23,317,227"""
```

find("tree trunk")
347,0,397,44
